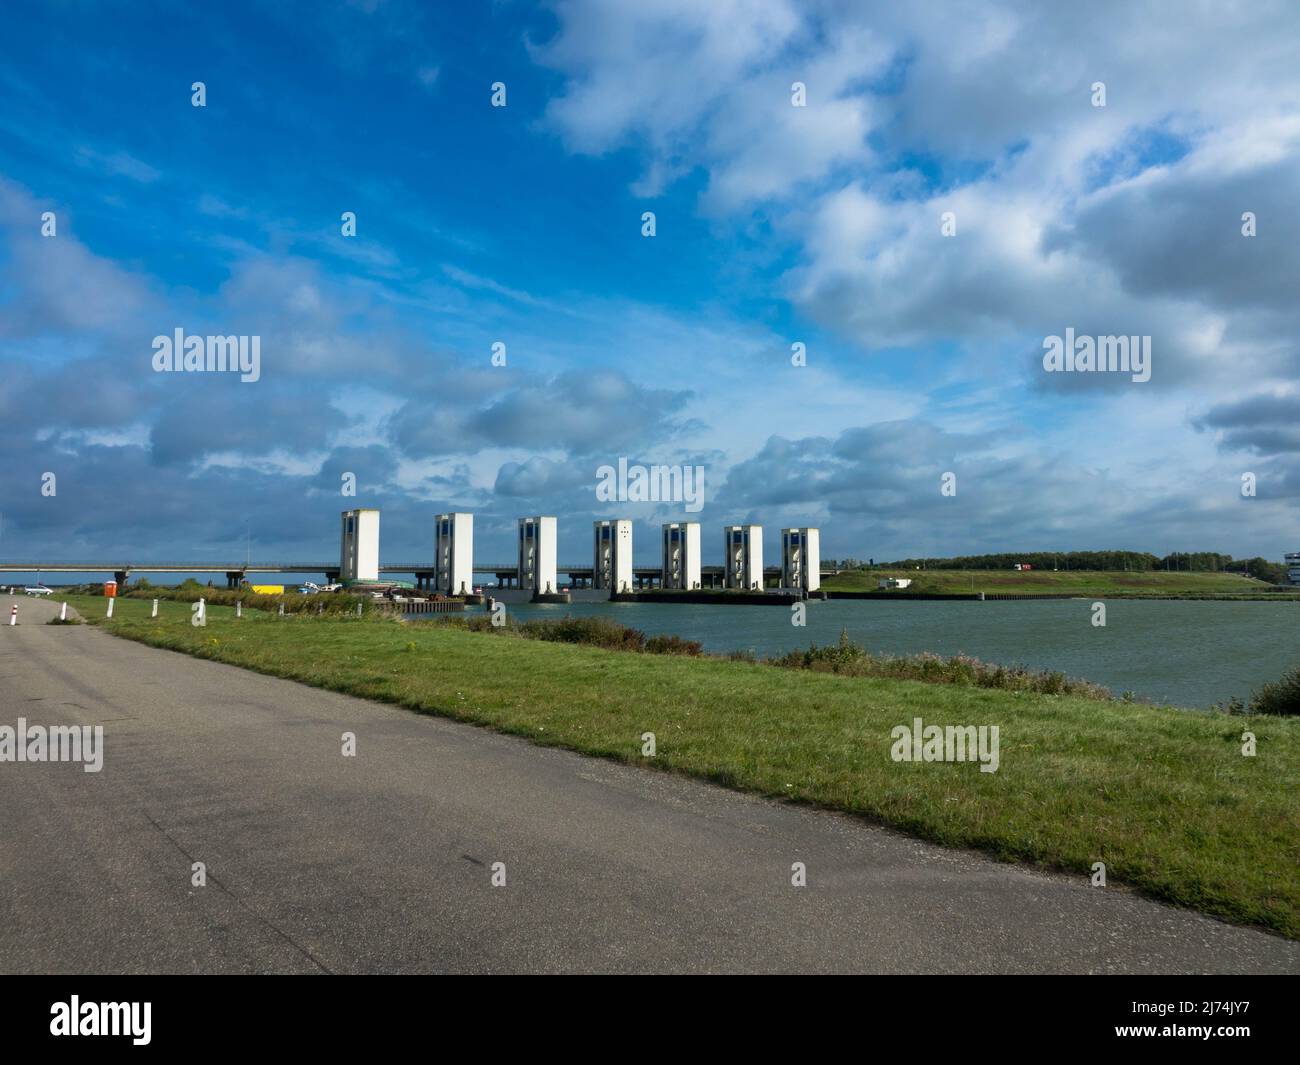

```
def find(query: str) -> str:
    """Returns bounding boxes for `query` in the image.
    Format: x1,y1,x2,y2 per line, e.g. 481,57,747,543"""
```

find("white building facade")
593,519,633,593
661,522,701,590
340,508,380,583
724,524,764,590
434,512,474,595
518,516,558,594
781,527,820,592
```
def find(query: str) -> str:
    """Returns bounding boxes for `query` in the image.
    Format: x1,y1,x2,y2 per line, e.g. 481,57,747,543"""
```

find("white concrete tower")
661,522,701,590
340,508,380,583
518,516,558,594
781,527,821,592
435,512,474,595
593,519,633,593
724,524,764,590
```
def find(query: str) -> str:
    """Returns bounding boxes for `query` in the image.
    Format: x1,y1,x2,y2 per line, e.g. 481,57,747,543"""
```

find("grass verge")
57,594,1300,938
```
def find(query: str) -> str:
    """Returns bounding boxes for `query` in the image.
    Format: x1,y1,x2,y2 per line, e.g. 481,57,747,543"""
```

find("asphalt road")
1,594,1296,974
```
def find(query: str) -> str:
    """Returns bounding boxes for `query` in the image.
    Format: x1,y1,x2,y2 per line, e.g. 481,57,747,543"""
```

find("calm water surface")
468,597,1299,709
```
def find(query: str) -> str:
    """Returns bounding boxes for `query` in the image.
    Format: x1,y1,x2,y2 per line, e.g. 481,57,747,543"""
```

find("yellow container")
249,584,284,595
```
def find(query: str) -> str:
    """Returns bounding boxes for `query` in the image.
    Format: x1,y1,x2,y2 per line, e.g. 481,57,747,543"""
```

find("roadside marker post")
106,598,114,618
151,599,159,618
60,602,67,621
278,603,284,617
236,600,242,619
8,604,15,626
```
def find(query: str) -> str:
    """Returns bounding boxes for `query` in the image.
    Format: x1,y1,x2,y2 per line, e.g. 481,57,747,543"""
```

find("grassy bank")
59,595,1300,938
60,594,274,624
823,568,1292,597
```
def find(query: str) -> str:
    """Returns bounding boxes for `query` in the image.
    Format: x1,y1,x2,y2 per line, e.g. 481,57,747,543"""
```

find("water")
456,597,1300,709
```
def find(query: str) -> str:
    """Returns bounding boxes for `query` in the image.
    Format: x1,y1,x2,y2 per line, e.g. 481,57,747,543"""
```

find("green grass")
63,595,276,624
824,568,1291,597
57,594,1300,938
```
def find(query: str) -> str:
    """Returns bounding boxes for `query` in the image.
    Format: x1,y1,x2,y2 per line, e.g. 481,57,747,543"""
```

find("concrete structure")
724,525,764,590
518,516,558,594
434,512,474,595
3,513,835,592
781,527,821,593
2,559,833,589
593,520,633,593
661,522,701,590
878,577,913,590
340,509,380,583
1287,552,1300,585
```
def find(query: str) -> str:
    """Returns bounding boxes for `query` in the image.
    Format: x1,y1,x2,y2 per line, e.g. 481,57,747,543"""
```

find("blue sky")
1,0,1298,569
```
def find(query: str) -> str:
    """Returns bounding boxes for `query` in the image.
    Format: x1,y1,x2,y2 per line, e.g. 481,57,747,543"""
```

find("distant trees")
877,550,1282,577
1225,557,1287,584
882,551,1161,571
1159,552,1233,571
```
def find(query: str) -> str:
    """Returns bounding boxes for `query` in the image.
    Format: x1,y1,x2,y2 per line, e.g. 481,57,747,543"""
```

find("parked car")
24,585,54,597
297,583,320,594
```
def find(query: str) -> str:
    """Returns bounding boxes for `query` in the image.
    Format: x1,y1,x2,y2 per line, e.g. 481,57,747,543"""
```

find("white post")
236,601,242,619
106,598,114,618
8,605,15,626
278,603,285,616
60,601,67,621
356,602,362,617
151,599,159,618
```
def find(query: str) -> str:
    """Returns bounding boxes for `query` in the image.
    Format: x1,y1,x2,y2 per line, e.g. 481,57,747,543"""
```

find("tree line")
827,552,1288,582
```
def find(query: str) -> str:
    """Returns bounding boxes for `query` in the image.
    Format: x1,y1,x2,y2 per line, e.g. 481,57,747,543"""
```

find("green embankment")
823,568,1292,597
59,594,1300,938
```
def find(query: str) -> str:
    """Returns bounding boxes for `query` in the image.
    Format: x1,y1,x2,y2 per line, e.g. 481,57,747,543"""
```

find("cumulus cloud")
710,418,1291,559
148,381,348,467
538,0,1300,397
493,456,584,497
5,2,1297,566
389,368,694,458
0,178,157,338
1195,392,1300,456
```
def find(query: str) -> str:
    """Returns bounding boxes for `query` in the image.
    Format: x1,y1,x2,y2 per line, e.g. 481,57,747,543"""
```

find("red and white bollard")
8,604,16,626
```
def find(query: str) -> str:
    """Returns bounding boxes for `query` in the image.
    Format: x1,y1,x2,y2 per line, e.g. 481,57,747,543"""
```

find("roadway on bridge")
1,594,1295,974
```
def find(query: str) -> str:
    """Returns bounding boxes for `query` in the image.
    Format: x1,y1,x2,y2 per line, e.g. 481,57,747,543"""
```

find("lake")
468,597,1299,709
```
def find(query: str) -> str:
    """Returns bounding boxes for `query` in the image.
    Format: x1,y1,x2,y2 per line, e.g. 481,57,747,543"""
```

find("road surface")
1,594,1296,973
